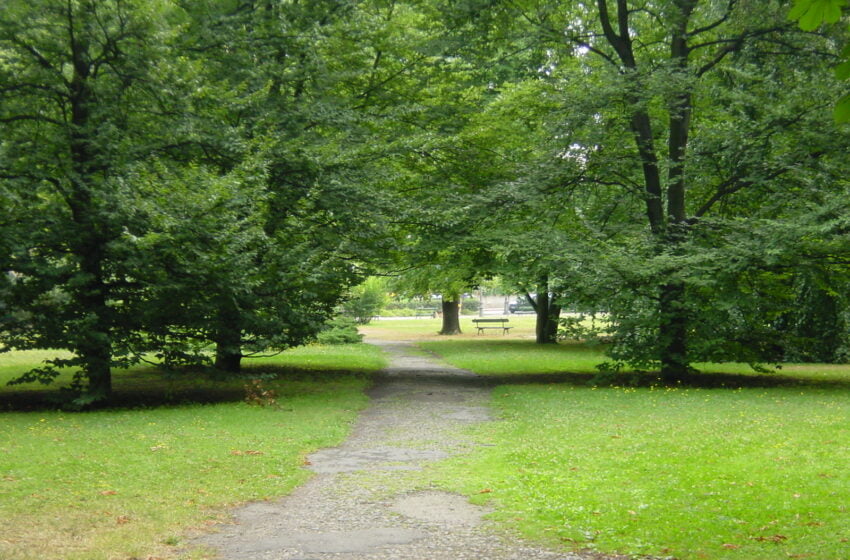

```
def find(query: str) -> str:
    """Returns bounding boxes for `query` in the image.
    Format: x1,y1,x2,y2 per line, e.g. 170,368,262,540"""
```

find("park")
1,0,850,559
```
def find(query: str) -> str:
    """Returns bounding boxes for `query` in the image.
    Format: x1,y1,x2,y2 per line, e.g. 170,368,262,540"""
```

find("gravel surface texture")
191,339,625,560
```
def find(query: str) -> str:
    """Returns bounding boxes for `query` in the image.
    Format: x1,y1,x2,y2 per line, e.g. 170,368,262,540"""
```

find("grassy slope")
418,338,850,560
0,344,386,560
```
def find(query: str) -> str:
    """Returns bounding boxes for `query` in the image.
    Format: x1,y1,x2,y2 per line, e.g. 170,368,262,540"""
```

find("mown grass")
0,343,387,560
418,338,850,560
360,315,538,341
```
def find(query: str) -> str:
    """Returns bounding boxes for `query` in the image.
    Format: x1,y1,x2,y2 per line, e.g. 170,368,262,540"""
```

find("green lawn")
360,315,539,341
0,343,387,560
419,339,850,560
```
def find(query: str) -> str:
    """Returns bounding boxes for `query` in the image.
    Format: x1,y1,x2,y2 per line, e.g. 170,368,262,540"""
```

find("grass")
415,338,850,560
419,339,608,376
360,315,539,342
0,343,387,560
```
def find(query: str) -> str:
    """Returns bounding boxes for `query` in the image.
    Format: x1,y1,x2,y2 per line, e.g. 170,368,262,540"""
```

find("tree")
137,0,398,372
472,0,850,376
0,0,191,403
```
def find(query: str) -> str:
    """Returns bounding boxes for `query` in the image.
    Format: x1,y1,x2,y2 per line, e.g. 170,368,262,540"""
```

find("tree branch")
0,114,64,126
687,0,738,38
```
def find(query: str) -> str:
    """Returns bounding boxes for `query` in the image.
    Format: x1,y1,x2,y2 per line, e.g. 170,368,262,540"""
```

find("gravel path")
192,339,620,560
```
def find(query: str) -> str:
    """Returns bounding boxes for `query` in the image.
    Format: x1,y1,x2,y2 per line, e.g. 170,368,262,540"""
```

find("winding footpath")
193,339,619,560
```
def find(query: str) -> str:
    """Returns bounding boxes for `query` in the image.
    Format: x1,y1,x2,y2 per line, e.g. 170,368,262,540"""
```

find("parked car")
508,298,536,314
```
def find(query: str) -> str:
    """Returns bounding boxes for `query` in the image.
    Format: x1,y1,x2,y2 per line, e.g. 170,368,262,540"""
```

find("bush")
317,316,364,345
341,277,387,324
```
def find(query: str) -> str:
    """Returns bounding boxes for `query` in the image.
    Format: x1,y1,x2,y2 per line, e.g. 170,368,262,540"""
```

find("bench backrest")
472,318,509,323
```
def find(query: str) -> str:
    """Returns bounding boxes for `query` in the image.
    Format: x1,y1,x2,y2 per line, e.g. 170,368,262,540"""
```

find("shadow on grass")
0,366,371,412
416,338,850,391
372,369,850,393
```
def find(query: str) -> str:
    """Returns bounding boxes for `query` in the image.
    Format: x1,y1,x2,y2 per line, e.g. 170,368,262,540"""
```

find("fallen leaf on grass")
100,490,117,496
116,515,130,525
244,450,263,456
721,544,740,549
478,488,492,494
752,534,787,543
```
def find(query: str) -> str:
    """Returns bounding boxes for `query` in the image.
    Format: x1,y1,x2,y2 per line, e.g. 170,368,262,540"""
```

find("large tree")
0,0,191,402
456,0,850,376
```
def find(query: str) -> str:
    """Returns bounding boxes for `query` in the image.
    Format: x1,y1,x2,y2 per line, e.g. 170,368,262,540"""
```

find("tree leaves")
788,0,845,31
834,93,850,123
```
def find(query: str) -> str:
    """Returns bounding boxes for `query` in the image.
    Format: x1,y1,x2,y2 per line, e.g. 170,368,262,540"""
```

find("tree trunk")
66,25,113,403
214,298,243,373
75,246,113,401
215,343,243,373
439,299,462,335
530,287,561,344
659,281,688,382
596,0,695,382
658,5,694,382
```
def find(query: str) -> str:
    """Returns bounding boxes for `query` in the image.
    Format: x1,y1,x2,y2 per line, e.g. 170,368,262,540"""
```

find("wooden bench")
472,318,513,335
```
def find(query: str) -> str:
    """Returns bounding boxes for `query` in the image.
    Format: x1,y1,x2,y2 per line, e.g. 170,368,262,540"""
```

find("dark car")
508,299,536,313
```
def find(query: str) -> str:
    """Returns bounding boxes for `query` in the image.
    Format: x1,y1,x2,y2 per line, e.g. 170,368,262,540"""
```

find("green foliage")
789,0,845,30
1,0,397,399
316,316,365,345
834,92,850,122
2,0,850,404
789,0,850,122
341,277,388,324
0,0,195,402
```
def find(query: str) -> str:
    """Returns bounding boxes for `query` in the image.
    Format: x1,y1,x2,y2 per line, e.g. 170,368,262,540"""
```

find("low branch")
0,114,64,126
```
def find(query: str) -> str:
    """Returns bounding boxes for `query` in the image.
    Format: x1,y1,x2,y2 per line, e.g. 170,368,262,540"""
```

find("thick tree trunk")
75,246,113,400
530,287,561,344
659,6,694,382
439,299,462,335
67,29,113,403
596,0,695,383
215,343,243,373
659,281,688,382
214,298,243,373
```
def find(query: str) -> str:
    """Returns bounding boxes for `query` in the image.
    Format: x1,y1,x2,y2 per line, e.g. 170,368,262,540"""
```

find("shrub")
341,277,387,324
317,316,364,345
